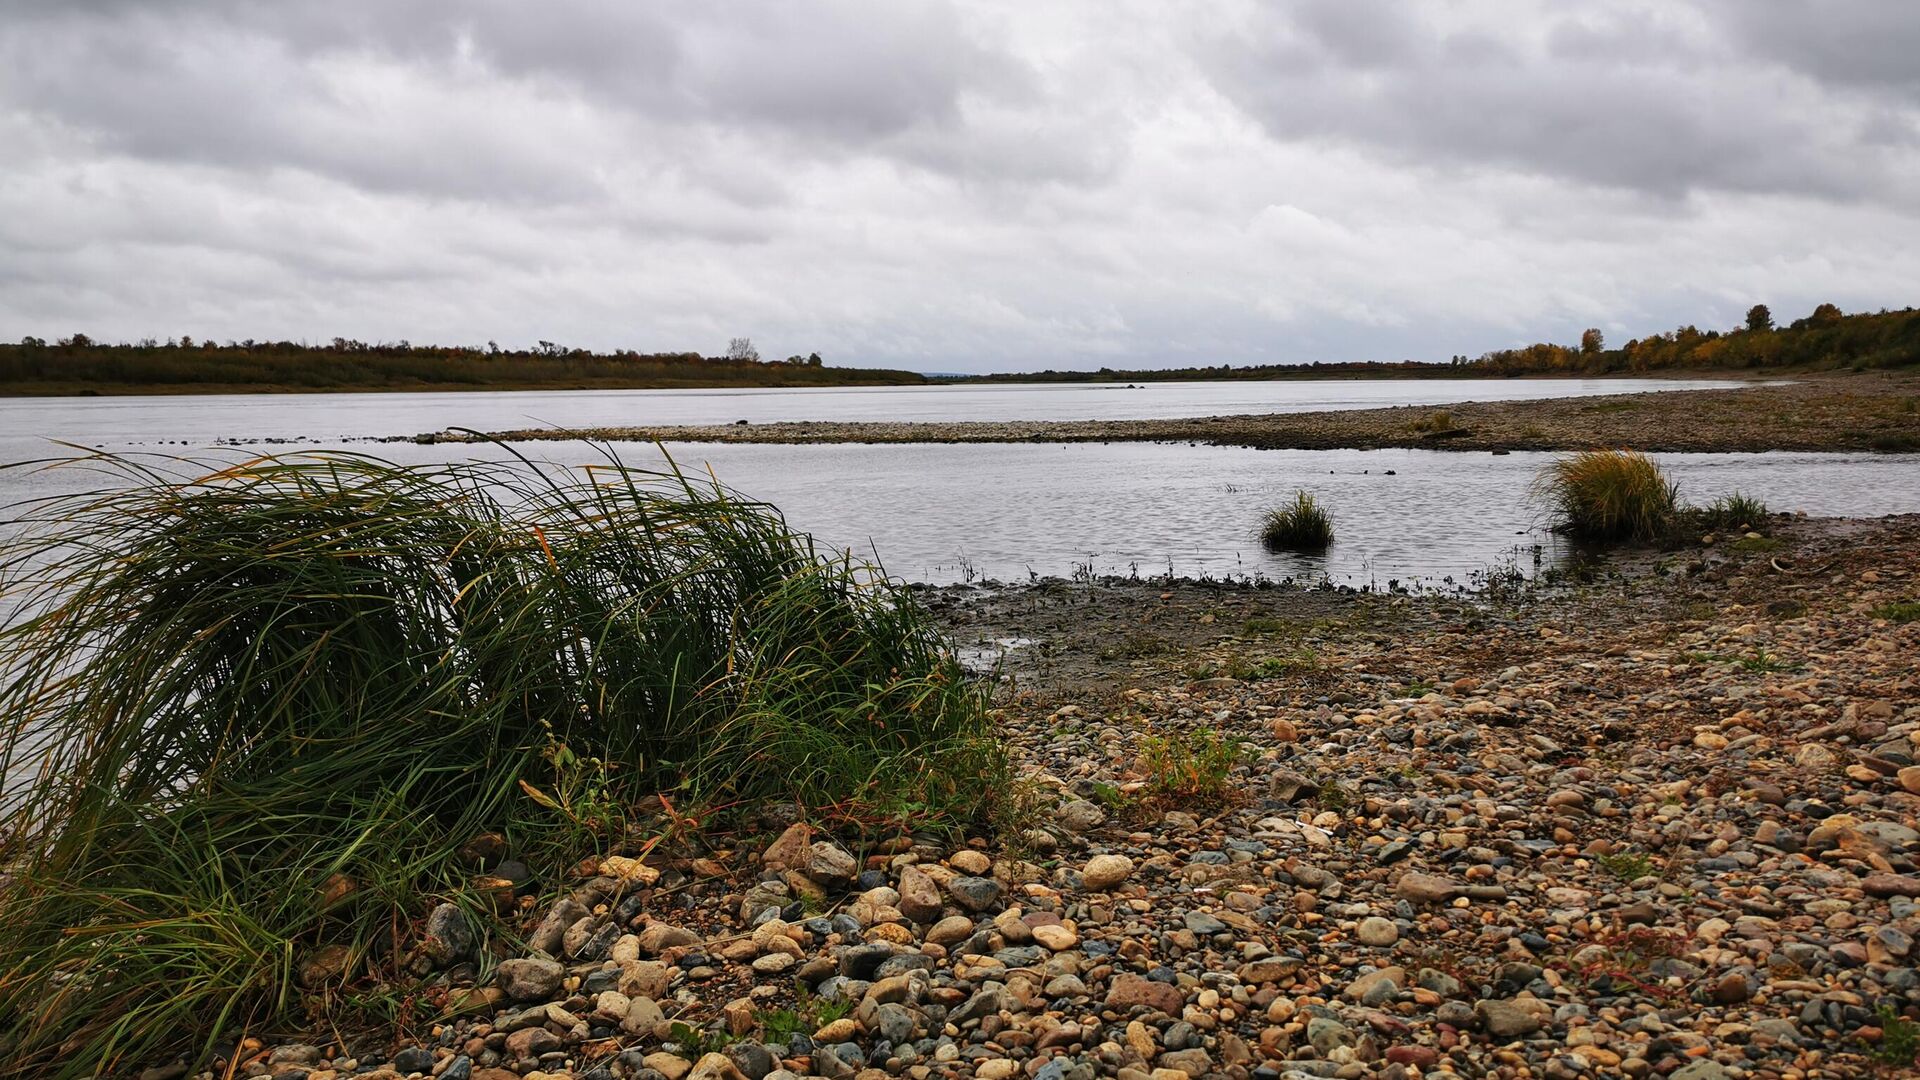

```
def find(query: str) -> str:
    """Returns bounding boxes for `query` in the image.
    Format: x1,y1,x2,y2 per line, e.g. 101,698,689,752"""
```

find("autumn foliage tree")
1468,304,1919,375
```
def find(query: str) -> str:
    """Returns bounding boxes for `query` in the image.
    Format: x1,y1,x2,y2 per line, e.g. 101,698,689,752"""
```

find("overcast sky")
3,2,1918,372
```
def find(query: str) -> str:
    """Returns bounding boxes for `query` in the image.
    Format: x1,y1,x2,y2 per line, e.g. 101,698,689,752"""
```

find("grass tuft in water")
0,448,1000,1078
1260,490,1334,551
1533,450,1678,544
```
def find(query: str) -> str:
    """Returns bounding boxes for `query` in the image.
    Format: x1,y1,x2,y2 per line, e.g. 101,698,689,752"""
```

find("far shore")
409,369,1920,455
0,366,1744,399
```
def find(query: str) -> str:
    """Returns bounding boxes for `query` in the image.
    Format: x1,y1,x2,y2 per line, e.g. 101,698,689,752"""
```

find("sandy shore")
414,371,1920,454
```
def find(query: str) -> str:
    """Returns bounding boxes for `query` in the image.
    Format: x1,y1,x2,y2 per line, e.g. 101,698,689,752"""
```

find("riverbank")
429,370,1920,453
197,512,1920,1080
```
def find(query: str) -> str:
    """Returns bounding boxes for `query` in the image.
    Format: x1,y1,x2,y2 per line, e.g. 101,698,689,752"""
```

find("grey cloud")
1709,2,1920,95
1,1,1917,372
0,0,1069,202
1201,1,1920,203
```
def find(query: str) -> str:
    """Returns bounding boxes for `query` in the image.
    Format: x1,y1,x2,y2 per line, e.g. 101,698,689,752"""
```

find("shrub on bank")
1534,449,1679,543
1261,490,1334,551
0,450,999,1077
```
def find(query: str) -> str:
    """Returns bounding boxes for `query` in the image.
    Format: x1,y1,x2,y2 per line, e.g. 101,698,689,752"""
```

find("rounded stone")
1082,853,1134,891
1356,916,1400,947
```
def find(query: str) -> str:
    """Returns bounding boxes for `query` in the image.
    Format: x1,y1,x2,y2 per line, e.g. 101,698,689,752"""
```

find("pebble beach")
220,512,1920,1080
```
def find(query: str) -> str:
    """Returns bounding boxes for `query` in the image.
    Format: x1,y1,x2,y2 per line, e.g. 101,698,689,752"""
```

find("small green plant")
1315,783,1352,811
1871,600,1920,624
1596,850,1656,881
1870,1004,1920,1067
518,722,626,850
1728,534,1783,553
1220,656,1258,681
1138,727,1250,807
1566,926,1692,1001
759,988,852,1045
1261,491,1334,552
1098,632,1169,661
1255,649,1322,678
1087,780,1131,812
1695,492,1769,533
1737,651,1800,673
987,776,1056,852
1396,680,1435,698
667,1021,736,1060
1409,409,1456,433
1242,617,1291,635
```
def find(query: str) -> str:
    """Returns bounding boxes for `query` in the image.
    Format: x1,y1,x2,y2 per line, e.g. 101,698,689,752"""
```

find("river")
2,377,1912,585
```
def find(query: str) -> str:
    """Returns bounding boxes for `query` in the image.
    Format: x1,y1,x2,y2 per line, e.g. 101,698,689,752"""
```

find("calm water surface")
0,377,1741,445
3,440,1911,586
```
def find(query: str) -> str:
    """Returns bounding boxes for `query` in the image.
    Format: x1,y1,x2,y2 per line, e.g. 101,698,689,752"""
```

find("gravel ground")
209,514,1920,1080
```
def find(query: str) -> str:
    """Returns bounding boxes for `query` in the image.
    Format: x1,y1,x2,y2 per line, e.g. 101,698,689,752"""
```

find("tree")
1806,302,1843,327
727,337,760,362
1580,328,1604,355
807,352,823,367
1746,304,1773,333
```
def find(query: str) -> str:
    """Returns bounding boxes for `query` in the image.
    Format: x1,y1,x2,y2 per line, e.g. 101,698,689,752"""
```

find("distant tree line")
1468,303,1920,376
0,336,920,394
955,303,1917,384
955,358,1500,384
4,304,1912,396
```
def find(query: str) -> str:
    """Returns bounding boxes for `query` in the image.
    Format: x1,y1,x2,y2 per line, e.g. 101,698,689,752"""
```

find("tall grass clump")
0,449,998,1077
1260,491,1334,551
1533,450,1678,543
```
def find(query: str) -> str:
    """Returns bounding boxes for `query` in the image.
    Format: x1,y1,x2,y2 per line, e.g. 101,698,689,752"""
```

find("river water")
3,378,1912,586
0,377,1738,443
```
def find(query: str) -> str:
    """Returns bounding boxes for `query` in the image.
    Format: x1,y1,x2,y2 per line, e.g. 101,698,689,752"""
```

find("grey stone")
1306,1016,1354,1054
950,987,1007,1025
529,899,589,956
421,902,474,967
873,1002,916,1044
1058,799,1106,833
495,957,565,1002
806,842,858,888
1475,998,1546,1039
946,876,1001,911
726,1041,778,1080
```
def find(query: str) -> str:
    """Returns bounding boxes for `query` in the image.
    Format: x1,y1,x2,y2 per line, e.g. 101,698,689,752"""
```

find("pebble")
1082,853,1134,890
1355,916,1399,947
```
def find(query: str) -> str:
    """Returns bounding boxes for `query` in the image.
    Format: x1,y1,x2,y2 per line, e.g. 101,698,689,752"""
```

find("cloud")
0,0,1917,371
1199,1,1920,204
